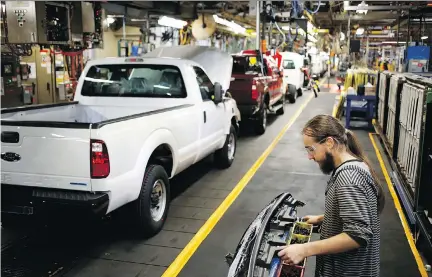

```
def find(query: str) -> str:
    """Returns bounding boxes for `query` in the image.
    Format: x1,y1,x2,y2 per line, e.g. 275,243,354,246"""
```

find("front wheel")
134,164,170,238
297,88,303,97
214,124,237,169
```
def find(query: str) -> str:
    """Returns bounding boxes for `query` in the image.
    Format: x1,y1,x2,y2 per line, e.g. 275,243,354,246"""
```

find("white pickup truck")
1,46,241,237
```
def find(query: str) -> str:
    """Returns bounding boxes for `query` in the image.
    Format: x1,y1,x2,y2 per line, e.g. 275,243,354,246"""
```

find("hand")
277,244,307,265
303,215,323,225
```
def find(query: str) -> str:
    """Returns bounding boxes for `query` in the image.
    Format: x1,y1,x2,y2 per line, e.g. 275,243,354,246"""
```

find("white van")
280,52,305,103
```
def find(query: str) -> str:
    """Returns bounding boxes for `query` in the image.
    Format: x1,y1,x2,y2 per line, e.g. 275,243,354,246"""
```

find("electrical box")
408,59,429,73
5,1,70,44
81,2,95,33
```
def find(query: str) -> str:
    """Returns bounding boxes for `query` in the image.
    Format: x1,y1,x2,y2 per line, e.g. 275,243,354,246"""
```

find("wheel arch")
132,129,178,201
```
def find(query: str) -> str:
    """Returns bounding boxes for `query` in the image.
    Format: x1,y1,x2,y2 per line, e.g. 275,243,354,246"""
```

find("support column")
256,0,260,50
347,16,351,63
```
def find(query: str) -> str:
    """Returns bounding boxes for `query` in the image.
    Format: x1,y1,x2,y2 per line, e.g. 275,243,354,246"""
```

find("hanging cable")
303,0,321,14
265,3,289,49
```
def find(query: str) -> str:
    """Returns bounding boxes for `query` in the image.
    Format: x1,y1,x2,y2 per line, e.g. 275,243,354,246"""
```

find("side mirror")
213,82,223,104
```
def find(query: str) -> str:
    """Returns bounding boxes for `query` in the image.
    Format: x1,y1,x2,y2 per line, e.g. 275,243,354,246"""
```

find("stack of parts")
278,222,313,277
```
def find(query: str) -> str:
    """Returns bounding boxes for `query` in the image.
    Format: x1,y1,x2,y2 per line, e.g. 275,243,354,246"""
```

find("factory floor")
1,80,426,277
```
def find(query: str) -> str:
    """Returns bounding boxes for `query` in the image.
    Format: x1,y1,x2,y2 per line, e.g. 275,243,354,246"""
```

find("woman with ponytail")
278,114,384,277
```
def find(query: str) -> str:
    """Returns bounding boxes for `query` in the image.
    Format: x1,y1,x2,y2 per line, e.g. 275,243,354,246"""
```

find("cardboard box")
365,85,376,96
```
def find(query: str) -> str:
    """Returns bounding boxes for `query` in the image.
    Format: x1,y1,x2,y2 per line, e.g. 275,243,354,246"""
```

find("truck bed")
1,102,171,127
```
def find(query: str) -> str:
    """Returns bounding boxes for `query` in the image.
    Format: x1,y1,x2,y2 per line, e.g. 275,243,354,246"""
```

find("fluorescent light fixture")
106,17,115,24
421,36,429,40
213,15,246,34
356,1,368,14
382,41,407,44
158,16,187,29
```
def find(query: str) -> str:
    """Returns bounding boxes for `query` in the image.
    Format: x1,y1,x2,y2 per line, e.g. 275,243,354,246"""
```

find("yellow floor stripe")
161,93,314,277
368,133,428,277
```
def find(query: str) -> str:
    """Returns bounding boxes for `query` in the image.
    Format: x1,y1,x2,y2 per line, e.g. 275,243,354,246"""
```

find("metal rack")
386,74,405,157
377,71,391,135
375,71,432,261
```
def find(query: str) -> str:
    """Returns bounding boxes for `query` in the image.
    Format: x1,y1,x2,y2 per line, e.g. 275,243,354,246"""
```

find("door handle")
1,132,19,143
203,111,207,123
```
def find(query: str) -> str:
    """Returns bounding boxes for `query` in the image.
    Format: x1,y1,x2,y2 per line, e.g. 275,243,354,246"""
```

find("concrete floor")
1,87,423,277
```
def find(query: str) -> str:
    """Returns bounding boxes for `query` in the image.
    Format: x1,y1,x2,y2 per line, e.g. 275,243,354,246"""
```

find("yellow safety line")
161,93,314,277
368,133,428,277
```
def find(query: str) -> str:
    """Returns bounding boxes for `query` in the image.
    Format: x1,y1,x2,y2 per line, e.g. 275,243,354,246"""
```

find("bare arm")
304,232,360,257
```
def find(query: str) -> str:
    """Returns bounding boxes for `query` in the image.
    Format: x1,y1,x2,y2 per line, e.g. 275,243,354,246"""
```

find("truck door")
192,66,225,161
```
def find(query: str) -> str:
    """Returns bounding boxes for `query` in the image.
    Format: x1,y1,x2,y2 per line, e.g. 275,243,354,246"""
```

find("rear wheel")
214,124,237,169
287,85,297,104
254,104,267,135
276,94,285,115
134,164,170,238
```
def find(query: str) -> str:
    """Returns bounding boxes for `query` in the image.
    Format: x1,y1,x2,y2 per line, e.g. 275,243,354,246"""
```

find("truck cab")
229,50,285,135
280,52,306,103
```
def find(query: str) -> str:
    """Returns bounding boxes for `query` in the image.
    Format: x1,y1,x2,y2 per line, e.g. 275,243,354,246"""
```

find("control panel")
5,1,37,43
5,1,70,45
13,8,28,27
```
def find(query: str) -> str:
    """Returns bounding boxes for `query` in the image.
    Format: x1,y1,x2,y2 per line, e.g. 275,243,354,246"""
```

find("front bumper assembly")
226,192,318,277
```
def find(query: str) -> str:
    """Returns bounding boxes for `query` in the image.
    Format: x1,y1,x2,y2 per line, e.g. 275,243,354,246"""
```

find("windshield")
232,56,261,74
282,59,296,70
81,64,186,98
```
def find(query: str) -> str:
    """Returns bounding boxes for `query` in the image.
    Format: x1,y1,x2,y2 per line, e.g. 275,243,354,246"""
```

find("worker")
278,114,385,277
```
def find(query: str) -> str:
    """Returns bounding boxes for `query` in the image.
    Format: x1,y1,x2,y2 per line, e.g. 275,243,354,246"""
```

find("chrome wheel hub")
227,133,236,160
150,179,167,222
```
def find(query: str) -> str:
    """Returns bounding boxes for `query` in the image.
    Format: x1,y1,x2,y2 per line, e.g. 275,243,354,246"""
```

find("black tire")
276,94,285,115
134,164,170,238
214,124,237,169
297,88,303,97
287,85,297,104
254,104,267,135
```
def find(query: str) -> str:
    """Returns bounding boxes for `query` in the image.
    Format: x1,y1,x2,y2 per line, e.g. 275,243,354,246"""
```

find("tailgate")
1,125,92,191
229,74,256,105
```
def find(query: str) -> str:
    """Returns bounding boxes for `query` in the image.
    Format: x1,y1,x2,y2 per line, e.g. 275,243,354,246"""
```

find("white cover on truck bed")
1,104,161,123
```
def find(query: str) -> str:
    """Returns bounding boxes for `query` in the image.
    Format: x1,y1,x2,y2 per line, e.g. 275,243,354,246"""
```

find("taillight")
91,139,110,178
251,79,259,100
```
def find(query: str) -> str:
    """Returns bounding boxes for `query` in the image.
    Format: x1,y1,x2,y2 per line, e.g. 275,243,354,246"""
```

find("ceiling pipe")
344,5,412,11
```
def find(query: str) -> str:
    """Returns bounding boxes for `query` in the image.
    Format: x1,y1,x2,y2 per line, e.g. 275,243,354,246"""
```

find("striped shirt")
315,160,380,277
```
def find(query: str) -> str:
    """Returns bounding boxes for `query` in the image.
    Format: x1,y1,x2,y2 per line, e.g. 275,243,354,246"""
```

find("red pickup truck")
229,50,285,135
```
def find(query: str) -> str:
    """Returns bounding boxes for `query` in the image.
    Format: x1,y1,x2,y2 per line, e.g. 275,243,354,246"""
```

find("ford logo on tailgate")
1,152,21,162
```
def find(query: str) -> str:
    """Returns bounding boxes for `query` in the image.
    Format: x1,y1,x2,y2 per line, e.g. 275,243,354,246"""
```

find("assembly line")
1,1,432,277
